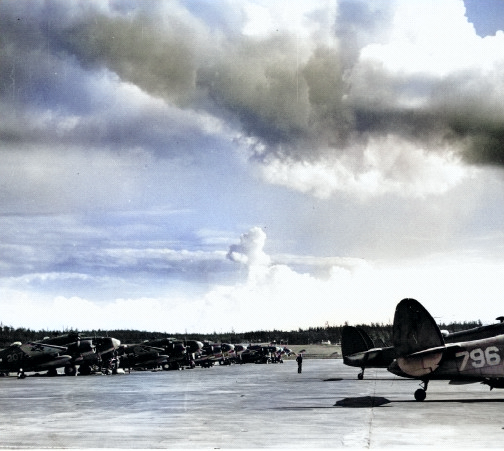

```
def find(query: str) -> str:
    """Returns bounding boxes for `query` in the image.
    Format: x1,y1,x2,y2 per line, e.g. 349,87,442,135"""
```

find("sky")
1,0,504,334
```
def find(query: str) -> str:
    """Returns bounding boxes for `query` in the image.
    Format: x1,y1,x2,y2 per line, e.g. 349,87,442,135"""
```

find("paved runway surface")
1,359,504,449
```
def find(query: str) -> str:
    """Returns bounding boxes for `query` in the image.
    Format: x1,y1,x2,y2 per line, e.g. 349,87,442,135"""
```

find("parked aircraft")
233,344,248,362
389,298,504,401
118,343,168,371
269,345,294,363
240,345,271,364
118,338,204,371
144,338,203,370
38,333,121,375
341,326,395,379
196,342,236,367
343,316,504,380
238,345,292,364
0,341,72,377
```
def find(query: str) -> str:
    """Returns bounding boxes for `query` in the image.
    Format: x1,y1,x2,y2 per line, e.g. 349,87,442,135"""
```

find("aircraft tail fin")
393,298,444,356
392,298,445,378
341,326,374,357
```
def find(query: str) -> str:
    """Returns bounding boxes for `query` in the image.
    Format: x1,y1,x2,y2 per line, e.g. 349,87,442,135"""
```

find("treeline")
0,319,483,348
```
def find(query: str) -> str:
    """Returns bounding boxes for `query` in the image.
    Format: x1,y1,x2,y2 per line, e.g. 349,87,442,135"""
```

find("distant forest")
0,320,483,348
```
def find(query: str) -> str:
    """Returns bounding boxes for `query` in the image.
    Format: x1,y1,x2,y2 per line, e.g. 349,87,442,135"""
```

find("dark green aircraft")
389,298,504,401
342,312,504,380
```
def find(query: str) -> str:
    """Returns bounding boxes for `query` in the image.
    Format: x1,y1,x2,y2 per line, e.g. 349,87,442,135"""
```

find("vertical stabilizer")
342,326,374,357
393,298,444,356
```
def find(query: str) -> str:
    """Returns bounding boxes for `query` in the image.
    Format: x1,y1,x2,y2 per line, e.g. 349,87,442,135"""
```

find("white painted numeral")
470,348,485,368
456,346,501,371
456,351,469,371
485,346,501,366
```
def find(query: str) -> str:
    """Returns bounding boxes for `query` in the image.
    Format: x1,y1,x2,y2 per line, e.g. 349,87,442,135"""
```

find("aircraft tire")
64,365,77,376
78,364,92,376
414,389,426,402
358,372,364,380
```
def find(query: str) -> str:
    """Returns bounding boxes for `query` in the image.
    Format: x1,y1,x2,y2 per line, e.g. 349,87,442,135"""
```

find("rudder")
393,298,444,356
342,326,374,357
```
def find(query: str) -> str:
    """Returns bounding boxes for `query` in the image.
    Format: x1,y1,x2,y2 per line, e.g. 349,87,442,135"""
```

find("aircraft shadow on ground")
393,398,504,404
334,396,391,408
335,397,504,406
324,378,404,382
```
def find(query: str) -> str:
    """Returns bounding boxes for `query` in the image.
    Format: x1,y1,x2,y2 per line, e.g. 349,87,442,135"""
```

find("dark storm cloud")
60,15,199,105
2,0,504,182
430,73,504,166
0,5,211,155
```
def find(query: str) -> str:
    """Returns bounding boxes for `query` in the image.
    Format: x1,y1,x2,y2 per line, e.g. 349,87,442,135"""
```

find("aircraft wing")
19,342,67,357
133,345,164,355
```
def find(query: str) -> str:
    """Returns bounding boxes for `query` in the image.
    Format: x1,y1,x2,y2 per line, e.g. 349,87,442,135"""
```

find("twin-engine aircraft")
389,298,504,401
196,342,236,367
39,333,121,375
0,341,72,377
145,338,204,370
0,333,122,377
118,343,169,371
118,338,204,371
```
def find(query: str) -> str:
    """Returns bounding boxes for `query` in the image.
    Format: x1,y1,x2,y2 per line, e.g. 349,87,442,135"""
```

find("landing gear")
358,369,364,380
17,369,26,379
78,363,92,376
414,379,429,401
64,364,77,376
47,368,58,377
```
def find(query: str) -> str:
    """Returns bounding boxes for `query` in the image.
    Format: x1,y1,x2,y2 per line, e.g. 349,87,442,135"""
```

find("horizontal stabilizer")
407,345,447,358
396,351,443,377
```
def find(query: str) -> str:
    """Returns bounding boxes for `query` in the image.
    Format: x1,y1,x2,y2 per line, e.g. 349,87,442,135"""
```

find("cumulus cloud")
2,0,503,203
2,225,504,332
3,1,504,334
226,226,271,267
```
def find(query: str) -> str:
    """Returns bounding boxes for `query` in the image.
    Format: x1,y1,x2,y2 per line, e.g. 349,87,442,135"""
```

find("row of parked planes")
4,298,504,402
0,331,295,379
342,298,504,401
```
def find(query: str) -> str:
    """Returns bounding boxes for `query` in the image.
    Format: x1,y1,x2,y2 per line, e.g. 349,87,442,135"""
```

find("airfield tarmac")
1,359,504,449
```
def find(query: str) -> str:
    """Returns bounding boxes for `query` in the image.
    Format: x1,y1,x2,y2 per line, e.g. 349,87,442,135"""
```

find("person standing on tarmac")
296,353,303,373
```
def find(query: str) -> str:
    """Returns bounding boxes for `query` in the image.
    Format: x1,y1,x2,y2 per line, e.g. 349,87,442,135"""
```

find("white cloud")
1,1,504,336
357,0,504,78
242,0,336,44
2,233,504,333
226,227,271,267
259,136,470,199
